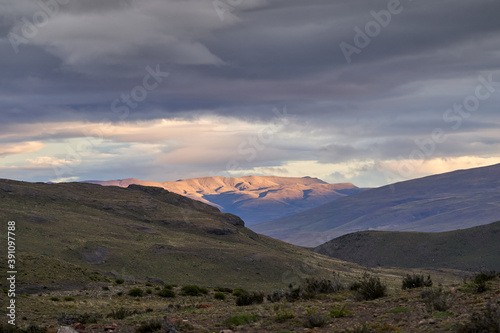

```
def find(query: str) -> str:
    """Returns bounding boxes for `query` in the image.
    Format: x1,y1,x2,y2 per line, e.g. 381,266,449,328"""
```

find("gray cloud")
1,0,500,185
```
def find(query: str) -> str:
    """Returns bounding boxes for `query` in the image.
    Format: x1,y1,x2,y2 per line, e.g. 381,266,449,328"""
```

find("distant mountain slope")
252,163,500,247
314,221,500,271
88,175,363,225
0,178,358,291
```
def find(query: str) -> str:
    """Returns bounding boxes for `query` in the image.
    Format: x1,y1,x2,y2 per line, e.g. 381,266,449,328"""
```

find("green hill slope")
0,179,367,292
252,163,500,247
314,221,500,271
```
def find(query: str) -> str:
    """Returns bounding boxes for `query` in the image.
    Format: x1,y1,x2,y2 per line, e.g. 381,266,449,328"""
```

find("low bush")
302,275,345,297
330,304,354,318
50,297,60,302
107,308,136,320
402,274,432,289
63,296,75,302
274,301,295,322
157,288,176,298
214,292,226,301
58,312,102,325
135,321,161,333
354,273,387,301
457,302,500,333
223,314,257,327
114,278,125,285
232,288,248,297
303,308,327,328
180,285,208,296
163,284,177,290
128,288,144,297
268,290,287,303
473,270,497,293
236,291,264,306
420,288,451,312
214,287,233,293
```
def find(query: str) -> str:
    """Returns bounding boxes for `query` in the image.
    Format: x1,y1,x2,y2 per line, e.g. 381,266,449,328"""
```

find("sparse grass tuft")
274,301,295,322
223,314,257,327
303,308,327,328
330,304,354,318
107,308,136,320
386,306,412,314
421,288,452,312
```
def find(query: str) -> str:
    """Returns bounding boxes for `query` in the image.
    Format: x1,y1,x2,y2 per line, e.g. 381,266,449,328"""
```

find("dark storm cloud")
1,0,500,182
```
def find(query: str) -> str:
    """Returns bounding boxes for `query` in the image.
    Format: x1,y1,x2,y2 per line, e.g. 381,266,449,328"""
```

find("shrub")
473,270,497,293
214,287,233,293
232,288,248,297
128,288,144,297
102,286,110,291
420,288,451,312
180,285,207,296
163,284,177,290
268,290,286,303
50,297,60,302
355,273,387,301
274,301,295,322
145,282,153,287
214,292,226,301
236,291,264,306
135,321,162,333
330,304,354,318
146,288,153,294
63,296,75,302
157,289,176,298
457,302,500,333
402,274,432,290
223,314,257,327
302,276,345,297
114,278,125,285
58,312,102,325
386,306,412,314
303,308,327,328
107,308,136,320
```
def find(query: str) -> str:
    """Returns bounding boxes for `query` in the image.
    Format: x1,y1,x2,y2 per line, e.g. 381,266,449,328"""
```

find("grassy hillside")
253,163,500,246
315,221,500,271
0,178,409,294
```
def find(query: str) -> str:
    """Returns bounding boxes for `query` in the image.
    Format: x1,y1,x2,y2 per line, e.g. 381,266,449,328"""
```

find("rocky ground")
4,273,500,333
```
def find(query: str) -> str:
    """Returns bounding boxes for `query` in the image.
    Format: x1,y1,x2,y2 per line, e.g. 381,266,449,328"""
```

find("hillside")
0,178,363,292
315,221,500,271
88,175,363,225
252,163,500,247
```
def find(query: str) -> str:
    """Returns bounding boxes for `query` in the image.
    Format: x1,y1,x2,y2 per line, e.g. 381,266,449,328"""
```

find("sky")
1,0,500,187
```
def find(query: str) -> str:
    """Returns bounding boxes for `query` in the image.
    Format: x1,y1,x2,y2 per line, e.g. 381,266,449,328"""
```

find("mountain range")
314,220,500,272
87,176,363,225
252,163,500,247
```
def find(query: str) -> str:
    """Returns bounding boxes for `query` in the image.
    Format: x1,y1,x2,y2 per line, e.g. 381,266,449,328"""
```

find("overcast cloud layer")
1,0,500,186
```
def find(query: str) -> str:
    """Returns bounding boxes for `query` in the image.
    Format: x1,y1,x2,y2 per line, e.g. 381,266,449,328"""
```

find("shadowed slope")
253,163,500,247
315,221,500,271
